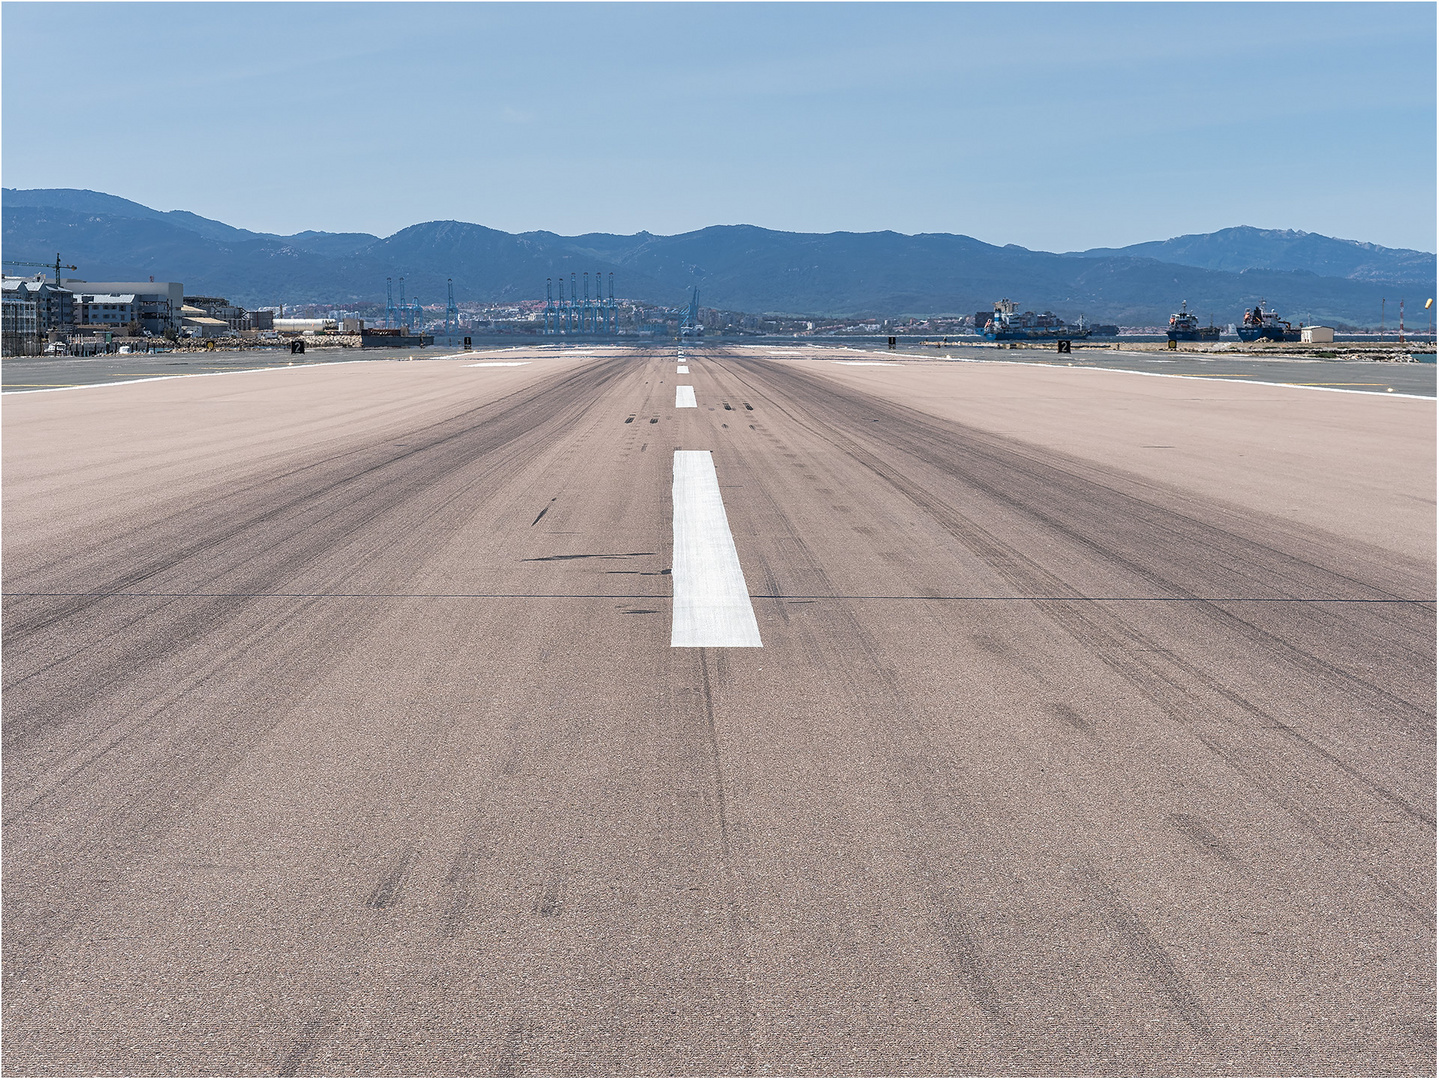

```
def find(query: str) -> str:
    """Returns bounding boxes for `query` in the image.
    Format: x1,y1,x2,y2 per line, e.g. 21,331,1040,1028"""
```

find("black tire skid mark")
721,350,1435,918
727,355,1433,799
1,354,638,964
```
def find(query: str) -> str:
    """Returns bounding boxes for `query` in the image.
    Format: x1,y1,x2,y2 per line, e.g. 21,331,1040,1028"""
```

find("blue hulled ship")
1238,300,1299,342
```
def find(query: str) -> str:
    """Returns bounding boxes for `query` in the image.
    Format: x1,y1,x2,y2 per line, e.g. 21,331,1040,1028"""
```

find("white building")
62,279,183,334
1300,326,1335,343
73,292,139,328
4,275,74,329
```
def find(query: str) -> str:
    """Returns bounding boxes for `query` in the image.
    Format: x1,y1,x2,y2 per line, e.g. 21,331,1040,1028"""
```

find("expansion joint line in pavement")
5,591,670,599
6,593,1432,603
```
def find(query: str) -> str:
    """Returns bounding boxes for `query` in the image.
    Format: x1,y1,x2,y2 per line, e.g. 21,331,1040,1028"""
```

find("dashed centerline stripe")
676,385,697,408
671,451,762,648
677,365,689,373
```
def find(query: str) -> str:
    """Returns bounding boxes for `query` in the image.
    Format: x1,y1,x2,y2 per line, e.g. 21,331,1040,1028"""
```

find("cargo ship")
1237,300,1299,342
978,298,1090,341
1167,301,1222,342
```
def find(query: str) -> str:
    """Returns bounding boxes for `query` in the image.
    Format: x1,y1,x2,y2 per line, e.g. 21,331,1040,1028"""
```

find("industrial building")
185,296,250,331
73,292,141,329
179,304,232,338
61,279,184,335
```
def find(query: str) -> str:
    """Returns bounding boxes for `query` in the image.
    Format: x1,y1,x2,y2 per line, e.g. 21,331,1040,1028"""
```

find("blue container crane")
445,279,459,334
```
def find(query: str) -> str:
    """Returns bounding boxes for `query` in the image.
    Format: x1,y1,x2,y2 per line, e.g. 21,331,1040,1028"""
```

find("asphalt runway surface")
6,340,1436,398
0,346,483,393
878,343,1439,398
3,344,1434,1075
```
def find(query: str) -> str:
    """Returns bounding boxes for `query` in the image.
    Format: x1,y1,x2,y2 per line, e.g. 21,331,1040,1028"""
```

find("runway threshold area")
2,345,1433,1074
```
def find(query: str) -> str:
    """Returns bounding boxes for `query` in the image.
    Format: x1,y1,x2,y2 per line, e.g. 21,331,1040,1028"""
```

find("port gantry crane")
2,253,77,283
445,279,459,335
542,271,618,336
679,287,700,337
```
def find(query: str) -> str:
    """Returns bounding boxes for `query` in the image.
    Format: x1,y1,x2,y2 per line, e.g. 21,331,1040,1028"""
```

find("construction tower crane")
3,253,77,283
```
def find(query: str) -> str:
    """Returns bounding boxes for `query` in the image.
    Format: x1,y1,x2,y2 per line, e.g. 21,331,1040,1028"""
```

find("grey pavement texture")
3,344,1434,1075
1,346,494,393
870,343,1438,399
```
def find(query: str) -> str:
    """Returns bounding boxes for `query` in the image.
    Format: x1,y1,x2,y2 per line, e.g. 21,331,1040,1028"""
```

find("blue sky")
3,2,1434,251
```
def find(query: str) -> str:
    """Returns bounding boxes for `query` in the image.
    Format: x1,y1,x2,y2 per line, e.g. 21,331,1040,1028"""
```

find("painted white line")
676,385,697,408
671,451,762,648
677,365,689,373
465,361,531,367
1049,363,1435,399
0,357,388,396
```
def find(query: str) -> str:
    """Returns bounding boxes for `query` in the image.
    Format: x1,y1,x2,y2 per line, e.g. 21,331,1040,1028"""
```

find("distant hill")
2,187,379,253
4,188,1432,326
1067,226,1435,285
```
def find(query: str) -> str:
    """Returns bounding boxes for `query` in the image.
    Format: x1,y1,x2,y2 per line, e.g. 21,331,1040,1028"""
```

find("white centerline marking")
677,365,689,374
671,451,762,648
676,385,697,408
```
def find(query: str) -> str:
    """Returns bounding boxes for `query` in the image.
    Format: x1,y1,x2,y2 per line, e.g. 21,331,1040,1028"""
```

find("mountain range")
4,188,1433,326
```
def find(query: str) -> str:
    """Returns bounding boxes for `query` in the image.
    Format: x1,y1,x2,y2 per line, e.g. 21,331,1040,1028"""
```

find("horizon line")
4,186,1434,258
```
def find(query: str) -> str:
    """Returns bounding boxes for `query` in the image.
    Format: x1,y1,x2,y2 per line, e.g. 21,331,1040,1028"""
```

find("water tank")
273,318,337,332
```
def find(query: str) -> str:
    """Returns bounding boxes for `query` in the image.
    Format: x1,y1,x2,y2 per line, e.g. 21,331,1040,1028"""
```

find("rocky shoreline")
1064,341,1434,362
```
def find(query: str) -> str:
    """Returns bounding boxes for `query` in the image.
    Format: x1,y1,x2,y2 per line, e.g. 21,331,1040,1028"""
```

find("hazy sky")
3,2,1435,251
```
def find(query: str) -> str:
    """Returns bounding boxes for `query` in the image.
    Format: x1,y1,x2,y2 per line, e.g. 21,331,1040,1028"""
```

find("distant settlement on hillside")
2,268,1432,358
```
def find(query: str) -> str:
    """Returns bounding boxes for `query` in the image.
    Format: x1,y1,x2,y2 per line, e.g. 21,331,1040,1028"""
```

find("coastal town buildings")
2,275,74,331
2,290,42,355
